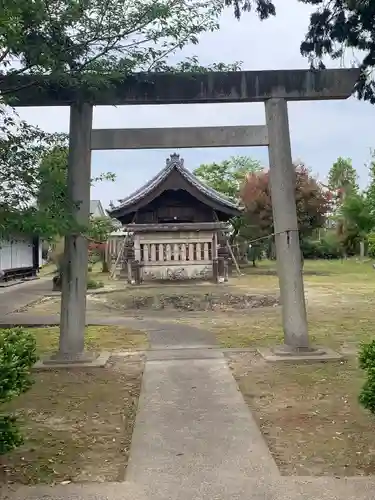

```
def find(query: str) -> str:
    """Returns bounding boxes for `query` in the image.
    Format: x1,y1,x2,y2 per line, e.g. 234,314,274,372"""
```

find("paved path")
0,278,52,316
125,330,279,499
0,313,220,350
1,282,375,499
3,476,375,500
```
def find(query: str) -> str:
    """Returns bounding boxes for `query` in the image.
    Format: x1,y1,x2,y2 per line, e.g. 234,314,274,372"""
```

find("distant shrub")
358,340,375,414
52,274,61,291
53,276,104,291
300,235,342,260
0,328,38,455
87,278,104,290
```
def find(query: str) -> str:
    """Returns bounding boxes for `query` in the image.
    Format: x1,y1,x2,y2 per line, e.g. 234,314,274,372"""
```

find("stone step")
146,348,223,361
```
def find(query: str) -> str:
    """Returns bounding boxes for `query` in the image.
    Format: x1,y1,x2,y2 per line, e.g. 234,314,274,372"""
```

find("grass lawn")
29,258,375,352
0,325,148,486
165,258,375,352
29,325,148,355
0,354,144,485
38,263,56,277
221,258,375,477
228,352,375,476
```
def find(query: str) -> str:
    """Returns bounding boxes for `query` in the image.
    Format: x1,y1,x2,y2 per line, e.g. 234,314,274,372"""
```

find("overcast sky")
17,1,374,209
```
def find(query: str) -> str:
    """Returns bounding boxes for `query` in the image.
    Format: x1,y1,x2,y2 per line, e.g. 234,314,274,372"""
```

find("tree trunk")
360,240,365,261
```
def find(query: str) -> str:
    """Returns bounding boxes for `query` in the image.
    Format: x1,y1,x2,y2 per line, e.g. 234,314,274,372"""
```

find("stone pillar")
133,234,141,262
212,232,218,283
212,259,219,283
212,232,218,260
57,102,93,361
265,98,309,352
132,261,141,285
127,259,133,283
223,259,229,282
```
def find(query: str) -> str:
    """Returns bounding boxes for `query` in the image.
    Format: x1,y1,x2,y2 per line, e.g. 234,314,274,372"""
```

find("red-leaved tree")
240,163,331,243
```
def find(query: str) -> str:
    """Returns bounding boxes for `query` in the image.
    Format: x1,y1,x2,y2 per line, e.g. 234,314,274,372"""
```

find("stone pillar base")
217,257,225,283
272,344,325,356
33,351,110,370
132,261,142,285
258,345,343,364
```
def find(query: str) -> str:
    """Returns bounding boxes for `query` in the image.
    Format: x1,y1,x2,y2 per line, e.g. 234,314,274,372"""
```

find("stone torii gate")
2,68,358,365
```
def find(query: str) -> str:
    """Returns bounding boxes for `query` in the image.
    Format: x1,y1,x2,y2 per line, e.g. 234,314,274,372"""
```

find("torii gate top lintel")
1,68,359,107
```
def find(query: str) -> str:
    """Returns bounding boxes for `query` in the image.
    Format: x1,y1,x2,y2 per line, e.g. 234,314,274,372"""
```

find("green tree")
366,149,375,222
299,0,375,103
328,157,358,203
39,145,117,282
0,0,240,96
0,107,66,238
0,328,38,455
0,0,243,238
339,192,373,259
241,163,330,260
327,157,359,255
226,0,375,102
194,156,262,245
194,156,262,201
359,340,375,414
38,144,117,242
0,123,115,241
365,150,375,258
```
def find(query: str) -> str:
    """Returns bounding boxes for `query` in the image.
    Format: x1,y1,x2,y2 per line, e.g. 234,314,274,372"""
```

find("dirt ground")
24,285,279,315
0,354,144,485
228,351,375,477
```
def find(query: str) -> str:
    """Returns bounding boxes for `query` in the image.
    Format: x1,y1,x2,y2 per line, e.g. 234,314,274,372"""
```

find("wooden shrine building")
107,153,242,283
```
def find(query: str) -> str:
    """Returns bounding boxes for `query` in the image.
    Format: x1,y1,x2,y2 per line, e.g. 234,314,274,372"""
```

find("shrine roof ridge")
124,222,228,232
107,153,242,216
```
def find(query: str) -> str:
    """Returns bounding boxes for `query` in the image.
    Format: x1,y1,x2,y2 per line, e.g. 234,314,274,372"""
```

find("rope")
230,228,298,247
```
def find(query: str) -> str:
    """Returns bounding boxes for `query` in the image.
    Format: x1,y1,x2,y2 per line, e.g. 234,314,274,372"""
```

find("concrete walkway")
125,331,279,499
0,313,222,350
0,277,52,316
